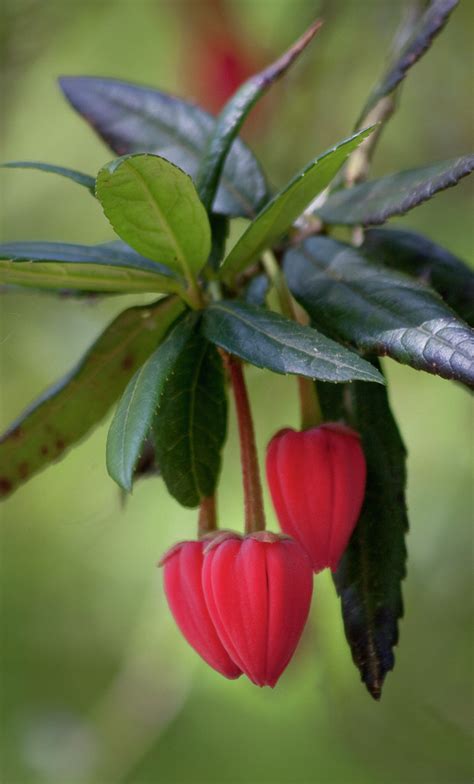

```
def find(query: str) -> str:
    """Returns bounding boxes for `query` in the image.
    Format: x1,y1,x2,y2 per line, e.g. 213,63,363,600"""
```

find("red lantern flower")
266,423,366,573
160,540,241,680
201,531,313,688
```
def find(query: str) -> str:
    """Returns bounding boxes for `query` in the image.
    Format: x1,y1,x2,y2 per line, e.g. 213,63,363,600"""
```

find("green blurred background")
1,1,473,782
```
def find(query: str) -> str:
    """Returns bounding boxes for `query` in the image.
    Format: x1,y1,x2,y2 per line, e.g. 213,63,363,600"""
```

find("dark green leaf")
1,161,95,193
284,236,474,385
0,240,181,278
0,297,184,499
221,127,375,283
244,274,269,306
363,228,474,327
319,362,408,700
202,300,384,383
318,155,474,226
106,311,198,492
153,330,227,508
357,0,459,124
208,214,229,272
96,154,211,281
197,20,321,211
59,76,269,218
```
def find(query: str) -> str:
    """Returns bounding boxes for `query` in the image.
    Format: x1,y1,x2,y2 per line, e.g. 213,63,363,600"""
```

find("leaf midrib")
209,303,379,378
123,160,189,279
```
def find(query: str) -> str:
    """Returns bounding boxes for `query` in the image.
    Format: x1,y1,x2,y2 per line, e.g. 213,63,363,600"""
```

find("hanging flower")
201,531,313,687
266,423,366,572
160,539,242,679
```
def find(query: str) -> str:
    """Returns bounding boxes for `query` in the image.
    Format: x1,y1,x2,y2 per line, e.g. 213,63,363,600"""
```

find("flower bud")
160,540,241,679
201,531,313,687
266,424,366,573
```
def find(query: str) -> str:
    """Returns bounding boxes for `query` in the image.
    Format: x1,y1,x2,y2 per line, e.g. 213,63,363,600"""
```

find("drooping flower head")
202,531,313,687
266,423,366,572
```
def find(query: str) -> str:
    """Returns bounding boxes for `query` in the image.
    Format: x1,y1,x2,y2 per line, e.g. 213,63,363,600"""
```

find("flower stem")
198,495,217,538
262,249,323,431
298,376,322,430
227,355,265,534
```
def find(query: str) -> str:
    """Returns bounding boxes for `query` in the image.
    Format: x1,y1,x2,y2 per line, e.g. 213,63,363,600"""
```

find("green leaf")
363,228,474,327
59,76,270,218
207,214,230,272
357,0,459,125
0,259,180,295
284,236,474,386
106,311,198,492
96,154,211,281
1,161,95,194
318,155,474,226
221,127,375,283
0,297,184,499
0,240,182,278
153,329,228,508
197,20,321,211
319,362,408,700
202,300,384,383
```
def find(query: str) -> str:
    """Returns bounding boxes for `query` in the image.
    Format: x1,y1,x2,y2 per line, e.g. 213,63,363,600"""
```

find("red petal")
162,540,241,679
202,535,313,687
266,425,366,572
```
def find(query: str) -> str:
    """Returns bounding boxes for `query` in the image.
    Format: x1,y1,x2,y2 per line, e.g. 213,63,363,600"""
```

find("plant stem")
262,249,323,431
183,273,205,310
198,495,217,538
262,250,293,318
227,355,265,534
298,376,322,430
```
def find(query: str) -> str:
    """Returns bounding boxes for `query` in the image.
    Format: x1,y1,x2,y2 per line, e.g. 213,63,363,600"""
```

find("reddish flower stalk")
227,356,265,533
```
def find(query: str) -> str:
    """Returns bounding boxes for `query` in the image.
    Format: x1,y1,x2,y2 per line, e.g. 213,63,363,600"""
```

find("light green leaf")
0,259,180,295
96,154,211,280
221,127,375,282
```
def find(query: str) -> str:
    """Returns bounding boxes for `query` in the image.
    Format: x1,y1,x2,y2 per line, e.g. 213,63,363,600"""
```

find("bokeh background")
1,1,473,782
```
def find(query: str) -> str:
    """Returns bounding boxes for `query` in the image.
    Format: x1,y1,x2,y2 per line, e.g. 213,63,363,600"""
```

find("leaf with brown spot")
0,296,184,499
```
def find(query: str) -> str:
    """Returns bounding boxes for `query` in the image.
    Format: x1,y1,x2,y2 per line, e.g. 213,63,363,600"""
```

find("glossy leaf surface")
197,20,321,211
319,364,408,700
363,228,474,327
221,127,374,282
153,329,228,507
203,300,384,383
318,155,474,226
59,76,269,217
284,236,474,386
96,154,211,280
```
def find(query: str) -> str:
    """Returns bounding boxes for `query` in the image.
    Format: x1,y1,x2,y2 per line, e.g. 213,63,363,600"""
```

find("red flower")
160,540,241,679
202,531,313,687
266,424,366,573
